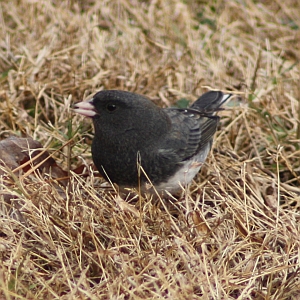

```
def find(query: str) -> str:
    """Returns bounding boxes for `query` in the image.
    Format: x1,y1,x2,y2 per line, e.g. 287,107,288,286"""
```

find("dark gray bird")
74,90,231,193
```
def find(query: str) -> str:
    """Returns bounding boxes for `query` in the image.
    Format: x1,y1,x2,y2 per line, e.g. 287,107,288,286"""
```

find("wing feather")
160,108,219,162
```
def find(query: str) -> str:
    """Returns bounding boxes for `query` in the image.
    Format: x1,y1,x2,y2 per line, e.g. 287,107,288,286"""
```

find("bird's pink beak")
74,99,97,117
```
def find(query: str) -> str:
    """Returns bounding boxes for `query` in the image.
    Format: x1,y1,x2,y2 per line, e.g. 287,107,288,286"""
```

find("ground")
0,0,300,299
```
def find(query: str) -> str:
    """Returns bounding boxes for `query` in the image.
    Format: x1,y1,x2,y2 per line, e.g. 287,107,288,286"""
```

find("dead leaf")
187,211,210,235
0,136,67,182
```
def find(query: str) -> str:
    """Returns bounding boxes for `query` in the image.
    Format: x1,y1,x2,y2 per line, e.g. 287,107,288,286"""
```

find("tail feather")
190,91,231,114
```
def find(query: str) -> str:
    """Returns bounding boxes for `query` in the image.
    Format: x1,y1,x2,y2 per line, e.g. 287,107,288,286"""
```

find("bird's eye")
106,103,117,112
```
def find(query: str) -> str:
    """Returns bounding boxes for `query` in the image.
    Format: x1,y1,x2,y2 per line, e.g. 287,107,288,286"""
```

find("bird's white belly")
155,146,210,193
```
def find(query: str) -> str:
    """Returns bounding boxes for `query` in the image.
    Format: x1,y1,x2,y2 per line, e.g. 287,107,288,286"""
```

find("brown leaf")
187,211,210,235
0,136,67,182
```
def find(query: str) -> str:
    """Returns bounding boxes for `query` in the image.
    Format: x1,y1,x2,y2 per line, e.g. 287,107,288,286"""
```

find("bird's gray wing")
159,108,219,162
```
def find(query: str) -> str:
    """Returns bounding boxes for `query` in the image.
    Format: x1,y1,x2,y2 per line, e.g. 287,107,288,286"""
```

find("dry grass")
1,0,300,299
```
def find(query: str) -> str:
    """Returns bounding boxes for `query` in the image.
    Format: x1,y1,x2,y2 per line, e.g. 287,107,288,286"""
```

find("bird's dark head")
74,90,171,143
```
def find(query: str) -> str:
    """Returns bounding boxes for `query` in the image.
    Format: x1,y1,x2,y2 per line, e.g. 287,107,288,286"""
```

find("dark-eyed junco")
74,90,231,193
